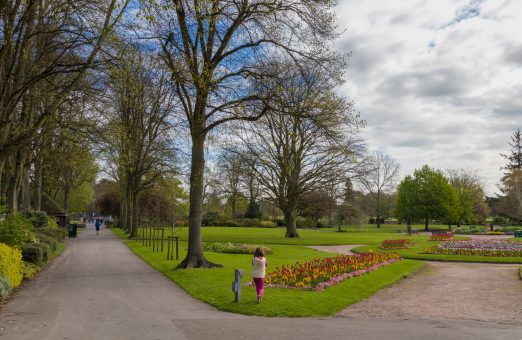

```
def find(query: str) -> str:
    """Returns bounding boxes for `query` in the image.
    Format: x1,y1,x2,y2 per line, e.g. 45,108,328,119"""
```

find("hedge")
0,243,23,288
21,243,45,265
37,234,58,252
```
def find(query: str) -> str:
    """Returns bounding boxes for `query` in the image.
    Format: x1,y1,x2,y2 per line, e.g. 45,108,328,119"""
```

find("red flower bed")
429,233,454,241
262,252,400,290
380,239,414,249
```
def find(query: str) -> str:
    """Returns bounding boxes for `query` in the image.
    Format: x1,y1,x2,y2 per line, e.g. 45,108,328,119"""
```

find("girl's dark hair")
254,247,265,257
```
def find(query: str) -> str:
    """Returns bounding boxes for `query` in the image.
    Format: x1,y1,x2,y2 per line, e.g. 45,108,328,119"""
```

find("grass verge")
113,228,424,317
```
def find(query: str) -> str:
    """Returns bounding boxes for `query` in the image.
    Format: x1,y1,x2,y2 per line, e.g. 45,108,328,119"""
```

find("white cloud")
336,0,522,195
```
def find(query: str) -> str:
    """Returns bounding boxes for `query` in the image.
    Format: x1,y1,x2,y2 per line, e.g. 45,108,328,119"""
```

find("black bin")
67,224,77,238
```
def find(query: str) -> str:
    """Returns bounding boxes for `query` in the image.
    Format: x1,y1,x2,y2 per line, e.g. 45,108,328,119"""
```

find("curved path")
1,231,521,339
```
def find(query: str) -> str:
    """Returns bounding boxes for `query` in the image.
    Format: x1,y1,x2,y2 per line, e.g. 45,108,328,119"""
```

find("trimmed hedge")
37,234,58,252
21,243,44,265
0,243,23,288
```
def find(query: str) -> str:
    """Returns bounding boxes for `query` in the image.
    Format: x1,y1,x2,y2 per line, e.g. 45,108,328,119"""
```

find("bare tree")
142,0,344,267
357,152,400,228
98,48,176,237
235,64,362,237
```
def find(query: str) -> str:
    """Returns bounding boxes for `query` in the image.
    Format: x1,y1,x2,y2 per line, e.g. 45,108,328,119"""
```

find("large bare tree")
357,152,400,228
142,0,343,267
235,64,362,237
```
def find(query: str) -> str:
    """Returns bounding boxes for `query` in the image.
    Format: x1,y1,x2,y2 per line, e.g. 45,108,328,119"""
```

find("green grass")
135,225,522,263
113,228,424,316
352,239,522,264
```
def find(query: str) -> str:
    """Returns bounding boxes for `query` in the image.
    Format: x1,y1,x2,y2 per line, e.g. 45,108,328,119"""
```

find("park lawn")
112,228,424,316
132,226,522,263
353,239,522,264
166,225,415,246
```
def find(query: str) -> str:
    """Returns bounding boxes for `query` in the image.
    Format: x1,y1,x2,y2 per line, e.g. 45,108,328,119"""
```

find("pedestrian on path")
252,247,268,304
95,219,101,235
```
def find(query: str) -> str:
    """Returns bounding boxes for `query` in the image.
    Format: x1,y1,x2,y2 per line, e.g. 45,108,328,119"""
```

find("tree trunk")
284,209,299,238
9,153,24,212
376,190,381,228
177,131,221,268
35,156,43,210
231,193,237,219
425,218,429,231
130,192,138,237
21,167,31,211
0,158,4,206
63,184,70,213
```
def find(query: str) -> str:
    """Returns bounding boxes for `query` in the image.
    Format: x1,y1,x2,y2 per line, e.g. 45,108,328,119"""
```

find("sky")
335,0,522,195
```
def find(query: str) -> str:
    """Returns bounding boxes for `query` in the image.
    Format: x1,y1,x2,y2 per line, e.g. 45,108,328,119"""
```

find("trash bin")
67,224,77,238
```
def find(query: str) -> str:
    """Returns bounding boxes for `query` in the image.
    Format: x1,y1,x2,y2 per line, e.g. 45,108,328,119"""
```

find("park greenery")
113,227,425,316
1,0,522,283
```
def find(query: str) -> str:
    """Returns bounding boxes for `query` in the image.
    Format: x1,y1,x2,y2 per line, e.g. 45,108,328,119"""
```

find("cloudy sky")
335,0,522,195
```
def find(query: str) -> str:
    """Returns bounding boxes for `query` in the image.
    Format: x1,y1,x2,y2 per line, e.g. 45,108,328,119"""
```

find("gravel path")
340,261,522,324
306,244,363,255
1,232,521,339
310,245,522,325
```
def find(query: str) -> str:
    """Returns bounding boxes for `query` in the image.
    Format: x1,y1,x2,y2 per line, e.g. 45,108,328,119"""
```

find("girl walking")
252,247,268,304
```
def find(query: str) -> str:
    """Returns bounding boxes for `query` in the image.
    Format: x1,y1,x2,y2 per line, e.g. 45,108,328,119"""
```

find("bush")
0,243,23,288
296,217,315,228
39,227,67,240
21,243,44,265
0,275,12,301
174,220,188,228
23,211,48,229
224,220,240,227
203,242,272,255
47,216,59,230
202,211,223,226
259,221,277,228
37,234,58,252
241,218,260,227
23,262,40,280
0,213,35,246
244,200,262,219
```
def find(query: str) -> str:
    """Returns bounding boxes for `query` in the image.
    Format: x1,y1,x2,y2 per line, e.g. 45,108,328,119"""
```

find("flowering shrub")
263,252,400,290
426,239,522,257
429,233,454,241
380,239,414,249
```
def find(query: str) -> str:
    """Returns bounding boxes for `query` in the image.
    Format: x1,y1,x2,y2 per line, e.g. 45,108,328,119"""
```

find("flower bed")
261,252,400,291
380,239,414,249
429,233,454,241
426,239,522,257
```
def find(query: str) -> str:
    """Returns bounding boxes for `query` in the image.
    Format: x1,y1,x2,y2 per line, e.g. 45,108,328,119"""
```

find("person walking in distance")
252,247,268,304
95,219,101,236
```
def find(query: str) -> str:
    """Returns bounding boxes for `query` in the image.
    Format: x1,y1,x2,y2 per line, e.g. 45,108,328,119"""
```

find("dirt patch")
339,261,522,324
307,245,364,255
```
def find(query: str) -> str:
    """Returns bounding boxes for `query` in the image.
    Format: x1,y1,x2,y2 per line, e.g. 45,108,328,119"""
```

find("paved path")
1,230,521,339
